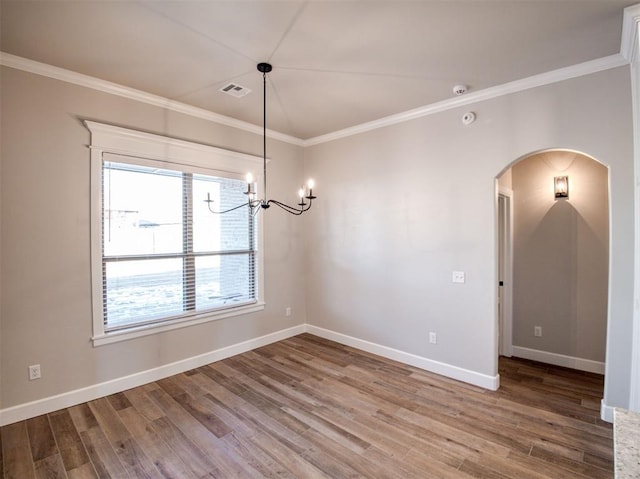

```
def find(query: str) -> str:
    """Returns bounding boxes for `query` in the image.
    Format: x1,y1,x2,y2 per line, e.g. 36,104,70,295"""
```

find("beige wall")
498,168,513,191
0,62,636,415
0,67,307,409
304,66,634,409
511,151,609,362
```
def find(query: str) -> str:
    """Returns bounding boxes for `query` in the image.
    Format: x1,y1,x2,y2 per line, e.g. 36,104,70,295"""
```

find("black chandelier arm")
266,198,313,216
205,63,318,219
206,199,262,214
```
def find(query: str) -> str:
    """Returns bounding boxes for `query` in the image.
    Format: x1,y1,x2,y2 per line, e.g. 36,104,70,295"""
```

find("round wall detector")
462,111,476,125
453,84,468,96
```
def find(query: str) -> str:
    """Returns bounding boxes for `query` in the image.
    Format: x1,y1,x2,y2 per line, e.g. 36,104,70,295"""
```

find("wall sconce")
554,176,569,199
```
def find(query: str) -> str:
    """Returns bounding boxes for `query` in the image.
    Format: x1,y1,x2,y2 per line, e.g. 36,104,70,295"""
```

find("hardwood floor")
1,334,613,478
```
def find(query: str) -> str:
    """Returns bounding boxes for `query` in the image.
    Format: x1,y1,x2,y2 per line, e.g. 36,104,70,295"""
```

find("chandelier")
205,62,317,216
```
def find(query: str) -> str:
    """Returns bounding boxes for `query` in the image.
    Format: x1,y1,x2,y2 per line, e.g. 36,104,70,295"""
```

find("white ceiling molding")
304,54,627,146
0,51,628,148
621,4,640,63
0,52,304,147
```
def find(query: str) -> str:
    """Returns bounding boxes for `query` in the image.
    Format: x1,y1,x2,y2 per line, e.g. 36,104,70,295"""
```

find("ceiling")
0,1,635,140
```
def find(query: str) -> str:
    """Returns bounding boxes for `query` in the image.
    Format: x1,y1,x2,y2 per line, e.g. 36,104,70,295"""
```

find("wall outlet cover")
28,364,41,380
452,271,465,283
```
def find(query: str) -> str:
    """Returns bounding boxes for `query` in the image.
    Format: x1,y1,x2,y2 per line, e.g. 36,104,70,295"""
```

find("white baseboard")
1,323,505,426
305,325,500,391
0,324,306,427
601,400,615,423
511,346,605,374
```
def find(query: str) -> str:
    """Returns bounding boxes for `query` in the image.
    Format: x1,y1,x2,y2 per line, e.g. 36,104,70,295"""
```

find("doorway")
498,187,513,357
496,150,609,374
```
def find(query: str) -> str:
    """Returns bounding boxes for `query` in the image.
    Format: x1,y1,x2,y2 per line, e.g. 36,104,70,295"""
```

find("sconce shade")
554,176,569,198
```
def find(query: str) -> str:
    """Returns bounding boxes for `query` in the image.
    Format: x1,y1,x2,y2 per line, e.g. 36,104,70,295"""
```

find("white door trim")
625,4,640,412
498,186,514,358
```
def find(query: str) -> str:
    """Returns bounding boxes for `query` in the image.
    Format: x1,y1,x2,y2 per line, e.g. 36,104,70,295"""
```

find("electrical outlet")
429,332,437,344
452,271,465,283
285,307,292,317
29,364,41,381
534,326,542,337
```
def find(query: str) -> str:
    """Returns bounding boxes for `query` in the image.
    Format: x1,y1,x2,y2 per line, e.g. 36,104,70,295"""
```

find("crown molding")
0,52,305,147
303,54,628,146
622,4,640,63
1,51,628,148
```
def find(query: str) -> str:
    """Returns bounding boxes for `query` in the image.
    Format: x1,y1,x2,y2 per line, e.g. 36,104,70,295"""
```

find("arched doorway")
497,149,609,374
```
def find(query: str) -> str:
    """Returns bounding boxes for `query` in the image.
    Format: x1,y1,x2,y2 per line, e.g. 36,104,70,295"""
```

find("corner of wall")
601,399,615,423
305,324,500,391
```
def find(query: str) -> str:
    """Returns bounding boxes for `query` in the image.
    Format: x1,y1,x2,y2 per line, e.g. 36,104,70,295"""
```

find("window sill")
92,302,265,347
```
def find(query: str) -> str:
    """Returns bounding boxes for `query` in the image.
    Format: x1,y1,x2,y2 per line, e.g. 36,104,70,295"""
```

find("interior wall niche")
511,150,609,364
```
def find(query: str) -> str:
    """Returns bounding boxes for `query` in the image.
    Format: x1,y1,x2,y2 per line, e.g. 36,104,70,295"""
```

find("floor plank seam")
1,337,614,479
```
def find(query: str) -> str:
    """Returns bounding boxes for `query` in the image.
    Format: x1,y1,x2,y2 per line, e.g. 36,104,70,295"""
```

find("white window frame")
86,121,265,346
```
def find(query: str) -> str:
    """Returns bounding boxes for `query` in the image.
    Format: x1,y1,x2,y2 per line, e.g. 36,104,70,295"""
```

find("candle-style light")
246,173,255,197
205,62,318,216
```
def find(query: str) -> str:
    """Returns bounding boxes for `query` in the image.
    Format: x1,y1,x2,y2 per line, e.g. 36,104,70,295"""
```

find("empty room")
1,1,640,478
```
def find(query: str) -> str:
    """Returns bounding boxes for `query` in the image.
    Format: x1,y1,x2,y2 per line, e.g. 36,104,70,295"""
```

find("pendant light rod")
257,62,272,208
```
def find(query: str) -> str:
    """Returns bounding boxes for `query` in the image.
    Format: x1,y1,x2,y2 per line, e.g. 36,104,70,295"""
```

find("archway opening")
497,149,609,375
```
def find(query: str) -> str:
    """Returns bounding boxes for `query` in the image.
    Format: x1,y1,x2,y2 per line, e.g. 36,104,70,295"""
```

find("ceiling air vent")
219,83,251,98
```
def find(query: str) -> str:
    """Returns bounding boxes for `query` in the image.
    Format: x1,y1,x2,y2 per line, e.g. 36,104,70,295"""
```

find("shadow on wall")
506,150,609,364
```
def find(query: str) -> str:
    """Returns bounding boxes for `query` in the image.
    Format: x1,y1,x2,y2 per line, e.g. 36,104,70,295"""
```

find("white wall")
304,66,634,409
0,66,307,411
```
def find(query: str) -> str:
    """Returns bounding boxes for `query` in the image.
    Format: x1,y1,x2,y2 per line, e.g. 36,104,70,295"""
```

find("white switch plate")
285,307,292,317
452,271,465,283
534,326,542,337
29,364,41,380
429,332,437,344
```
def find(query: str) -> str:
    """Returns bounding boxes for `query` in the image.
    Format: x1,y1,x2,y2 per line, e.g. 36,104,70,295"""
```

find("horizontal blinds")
101,153,257,331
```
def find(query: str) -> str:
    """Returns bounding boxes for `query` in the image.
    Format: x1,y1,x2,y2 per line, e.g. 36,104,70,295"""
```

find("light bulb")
307,178,315,190
246,173,254,184
298,188,305,198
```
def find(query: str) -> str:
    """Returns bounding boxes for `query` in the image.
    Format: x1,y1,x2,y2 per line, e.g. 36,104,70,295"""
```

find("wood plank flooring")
1,333,613,478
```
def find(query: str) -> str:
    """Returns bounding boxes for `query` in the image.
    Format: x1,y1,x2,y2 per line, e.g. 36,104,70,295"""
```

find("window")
87,122,264,345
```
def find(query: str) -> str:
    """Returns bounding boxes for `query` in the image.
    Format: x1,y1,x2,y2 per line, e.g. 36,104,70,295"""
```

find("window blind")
101,153,257,331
